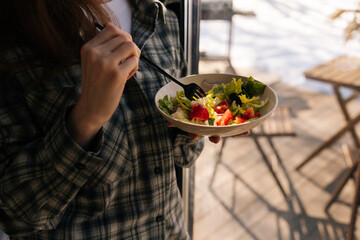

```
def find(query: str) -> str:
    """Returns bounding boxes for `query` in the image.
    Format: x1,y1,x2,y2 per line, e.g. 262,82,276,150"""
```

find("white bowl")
155,73,278,137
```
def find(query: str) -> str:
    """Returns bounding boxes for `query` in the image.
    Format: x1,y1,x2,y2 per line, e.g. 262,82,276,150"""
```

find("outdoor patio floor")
193,61,360,240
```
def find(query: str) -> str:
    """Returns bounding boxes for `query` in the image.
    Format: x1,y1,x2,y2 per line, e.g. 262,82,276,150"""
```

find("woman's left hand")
166,122,250,144
188,131,250,144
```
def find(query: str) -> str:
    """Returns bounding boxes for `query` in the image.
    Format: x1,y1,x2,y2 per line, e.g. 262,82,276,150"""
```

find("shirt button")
75,162,86,170
156,215,164,222
154,167,162,174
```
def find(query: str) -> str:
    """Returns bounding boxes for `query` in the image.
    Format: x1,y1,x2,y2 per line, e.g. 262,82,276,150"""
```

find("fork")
94,23,205,100
139,55,205,100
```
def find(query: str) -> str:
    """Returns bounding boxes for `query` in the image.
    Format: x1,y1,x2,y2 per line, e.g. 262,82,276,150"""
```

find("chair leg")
296,113,360,170
325,163,358,211
347,162,360,240
218,138,227,162
214,135,288,200
209,138,227,189
252,135,288,199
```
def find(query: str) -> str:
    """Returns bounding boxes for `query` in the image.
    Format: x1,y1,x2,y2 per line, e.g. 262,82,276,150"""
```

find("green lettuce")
243,76,266,97
206,78,242,100
174,91,192,111
158,95,174,116
206,84,225,100
224,77,242,96
239,95,268,112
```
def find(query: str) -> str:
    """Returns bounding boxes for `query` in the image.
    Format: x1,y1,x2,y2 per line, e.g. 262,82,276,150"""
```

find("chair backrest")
201,0,234,21
254,107,296,137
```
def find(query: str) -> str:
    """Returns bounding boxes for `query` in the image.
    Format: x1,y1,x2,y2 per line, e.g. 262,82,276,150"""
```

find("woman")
0,0,208,238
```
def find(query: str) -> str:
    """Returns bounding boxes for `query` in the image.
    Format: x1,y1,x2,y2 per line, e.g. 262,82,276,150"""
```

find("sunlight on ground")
200,0,360,92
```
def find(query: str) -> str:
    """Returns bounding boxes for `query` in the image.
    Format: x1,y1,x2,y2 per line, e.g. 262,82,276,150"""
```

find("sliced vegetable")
217,109,234,126
242,107,255,120
214,100,230,114
235,116,246,124
208,118,215,126
189,104,209,120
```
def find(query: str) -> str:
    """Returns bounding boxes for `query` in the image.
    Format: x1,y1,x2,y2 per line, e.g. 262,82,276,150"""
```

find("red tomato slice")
189,104,209,120
217,109,234,126
243,107,255,120
214,100,230,114
235,116,246,124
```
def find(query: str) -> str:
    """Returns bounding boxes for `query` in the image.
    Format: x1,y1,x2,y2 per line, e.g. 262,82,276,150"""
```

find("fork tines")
194,90,205,99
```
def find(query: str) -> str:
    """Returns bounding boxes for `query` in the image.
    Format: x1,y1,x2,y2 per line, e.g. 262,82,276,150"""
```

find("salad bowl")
154,73,278,137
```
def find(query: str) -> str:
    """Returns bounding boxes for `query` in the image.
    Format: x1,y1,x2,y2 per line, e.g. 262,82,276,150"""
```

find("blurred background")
199,0,360,91
194,0,360,240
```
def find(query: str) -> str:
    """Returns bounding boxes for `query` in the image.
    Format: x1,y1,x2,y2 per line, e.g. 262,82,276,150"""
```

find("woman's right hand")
66,22,140,148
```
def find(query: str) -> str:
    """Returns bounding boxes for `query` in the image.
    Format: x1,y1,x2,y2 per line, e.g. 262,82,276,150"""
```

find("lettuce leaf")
239,94,268,112
171,108,190,122
206,78,242,100
243,76,266,97
158,95,174,116
206,84,225,100
224,77,242,96
174,91,192,111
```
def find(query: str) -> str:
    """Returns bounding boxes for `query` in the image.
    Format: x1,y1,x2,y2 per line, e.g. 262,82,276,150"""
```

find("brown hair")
1,0,111,70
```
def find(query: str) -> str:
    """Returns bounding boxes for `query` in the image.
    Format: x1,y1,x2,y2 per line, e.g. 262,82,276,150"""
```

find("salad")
158,76,268,126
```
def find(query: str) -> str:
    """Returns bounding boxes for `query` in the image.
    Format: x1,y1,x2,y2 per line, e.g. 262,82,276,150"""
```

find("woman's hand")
166,122,250,144
66,22,140,148
188,132,250,144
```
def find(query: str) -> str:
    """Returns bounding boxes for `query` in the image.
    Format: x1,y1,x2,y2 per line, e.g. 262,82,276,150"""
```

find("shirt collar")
128,0,166,26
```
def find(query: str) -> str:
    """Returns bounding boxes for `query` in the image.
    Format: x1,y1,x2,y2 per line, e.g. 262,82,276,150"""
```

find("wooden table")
295,55,360,240
296,55,360,170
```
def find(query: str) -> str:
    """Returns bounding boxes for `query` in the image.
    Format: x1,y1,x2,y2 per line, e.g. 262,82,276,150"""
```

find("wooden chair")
216,107,296,199
325,145,360,240
200,0,255,62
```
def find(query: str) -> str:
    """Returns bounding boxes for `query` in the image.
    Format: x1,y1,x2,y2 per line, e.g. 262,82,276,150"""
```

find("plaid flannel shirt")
0,0,204,239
